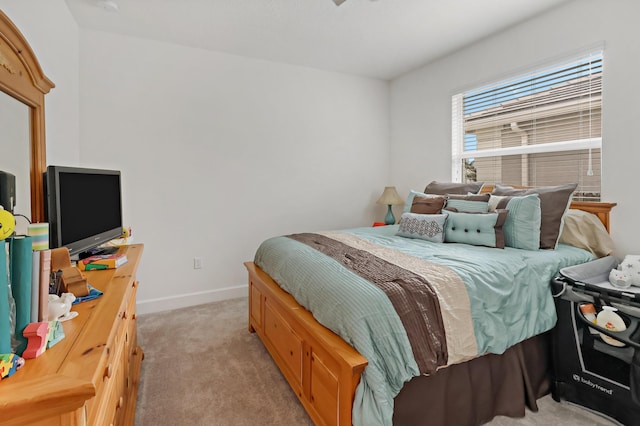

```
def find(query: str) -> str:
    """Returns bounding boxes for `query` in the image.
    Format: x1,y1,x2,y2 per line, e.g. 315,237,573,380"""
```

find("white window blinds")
452,51,603,201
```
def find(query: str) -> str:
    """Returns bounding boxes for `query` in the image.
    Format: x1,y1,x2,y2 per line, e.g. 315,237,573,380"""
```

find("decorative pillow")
424,181,484,195
443,209,508,248
446,193,491,202
559,209,615,257
445,193,490,213
403,190,437,214
410,195,446,214
490,194,541,251
396,213,448,243
491,183,577,249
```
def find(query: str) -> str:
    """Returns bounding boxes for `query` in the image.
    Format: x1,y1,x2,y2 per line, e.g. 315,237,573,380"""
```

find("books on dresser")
39,249,51,321
77,253,128,271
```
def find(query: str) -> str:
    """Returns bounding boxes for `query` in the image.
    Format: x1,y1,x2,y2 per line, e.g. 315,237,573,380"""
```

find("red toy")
22,322,50,359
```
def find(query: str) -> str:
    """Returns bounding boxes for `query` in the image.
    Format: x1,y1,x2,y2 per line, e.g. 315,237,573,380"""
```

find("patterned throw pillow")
396,213,448,243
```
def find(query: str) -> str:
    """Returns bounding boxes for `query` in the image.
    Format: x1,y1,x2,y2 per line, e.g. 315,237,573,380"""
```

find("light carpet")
135,298,615,425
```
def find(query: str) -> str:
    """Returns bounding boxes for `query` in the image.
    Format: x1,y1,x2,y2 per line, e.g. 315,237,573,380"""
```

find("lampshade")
376,186,404,206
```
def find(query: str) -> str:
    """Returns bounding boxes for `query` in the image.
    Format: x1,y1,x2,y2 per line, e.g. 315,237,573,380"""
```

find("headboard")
569,201,617,233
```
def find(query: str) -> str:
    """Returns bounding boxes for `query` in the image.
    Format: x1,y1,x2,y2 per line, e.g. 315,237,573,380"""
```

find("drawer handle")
104,364,113,379
116,396,124,409
132,313,137,320
122,311,127,320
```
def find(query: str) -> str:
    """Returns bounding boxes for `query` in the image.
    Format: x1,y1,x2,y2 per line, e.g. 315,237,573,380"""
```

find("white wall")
0,0,81,166
78,30,389,313
390,0,640,255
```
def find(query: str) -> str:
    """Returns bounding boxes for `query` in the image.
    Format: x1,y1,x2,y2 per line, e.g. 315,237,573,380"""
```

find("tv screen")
45,166,123,258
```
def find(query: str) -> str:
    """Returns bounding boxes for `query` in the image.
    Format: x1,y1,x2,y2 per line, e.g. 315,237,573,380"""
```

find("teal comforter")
254,225,593,426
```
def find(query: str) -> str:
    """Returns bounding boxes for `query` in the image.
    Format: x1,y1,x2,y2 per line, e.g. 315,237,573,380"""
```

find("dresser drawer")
250,282,263,330
125,283,138,360
86,287,131,425
264,300,303,386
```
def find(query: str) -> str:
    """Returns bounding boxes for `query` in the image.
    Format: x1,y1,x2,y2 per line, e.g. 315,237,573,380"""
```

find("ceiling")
64,0,572,80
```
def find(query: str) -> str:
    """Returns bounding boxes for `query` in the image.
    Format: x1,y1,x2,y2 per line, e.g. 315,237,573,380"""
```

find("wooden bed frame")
245,201,616,426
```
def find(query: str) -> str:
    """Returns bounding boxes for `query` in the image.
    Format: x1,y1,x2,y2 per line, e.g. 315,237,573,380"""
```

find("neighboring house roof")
465,73,602,131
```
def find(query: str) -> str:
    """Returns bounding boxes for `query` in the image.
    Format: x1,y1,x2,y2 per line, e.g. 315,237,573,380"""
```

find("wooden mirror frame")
0,10,54,223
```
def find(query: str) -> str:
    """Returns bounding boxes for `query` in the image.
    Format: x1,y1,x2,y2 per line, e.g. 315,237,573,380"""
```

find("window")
452,50,603,201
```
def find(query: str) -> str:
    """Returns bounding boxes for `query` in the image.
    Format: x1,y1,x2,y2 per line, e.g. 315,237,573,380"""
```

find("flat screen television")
44,165,123,259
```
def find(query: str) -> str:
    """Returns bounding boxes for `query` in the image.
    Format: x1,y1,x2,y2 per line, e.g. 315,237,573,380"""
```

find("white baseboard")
136,285,247,315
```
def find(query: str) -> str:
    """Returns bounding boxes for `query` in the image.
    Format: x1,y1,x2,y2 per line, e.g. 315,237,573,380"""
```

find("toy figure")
0,353,25,380
23,322,50,359
0,209,15,240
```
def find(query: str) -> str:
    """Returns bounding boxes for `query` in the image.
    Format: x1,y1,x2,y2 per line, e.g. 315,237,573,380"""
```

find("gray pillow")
424,181,484,195
396,212,448,243
491,183,577,249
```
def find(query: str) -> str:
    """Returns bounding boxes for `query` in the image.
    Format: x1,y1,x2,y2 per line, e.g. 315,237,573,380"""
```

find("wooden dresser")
0,244,144,426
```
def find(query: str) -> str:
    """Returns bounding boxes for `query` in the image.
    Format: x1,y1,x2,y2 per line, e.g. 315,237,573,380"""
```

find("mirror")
0,10,54,223
0,93,30,219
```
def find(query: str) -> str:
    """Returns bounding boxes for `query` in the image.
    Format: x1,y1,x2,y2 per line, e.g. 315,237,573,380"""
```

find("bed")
245,185,616,426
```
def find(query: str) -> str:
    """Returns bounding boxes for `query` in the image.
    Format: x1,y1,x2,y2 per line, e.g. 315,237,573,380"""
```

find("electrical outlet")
193,257,202,269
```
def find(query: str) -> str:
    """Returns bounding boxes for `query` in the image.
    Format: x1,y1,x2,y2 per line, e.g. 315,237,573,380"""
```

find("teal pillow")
491,183,577,249
396,213,448,243
490,194,541,251
445,199,489,213
444,210,508,248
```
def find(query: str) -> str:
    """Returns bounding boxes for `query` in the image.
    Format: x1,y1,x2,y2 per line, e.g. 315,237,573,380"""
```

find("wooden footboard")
245,262,367,426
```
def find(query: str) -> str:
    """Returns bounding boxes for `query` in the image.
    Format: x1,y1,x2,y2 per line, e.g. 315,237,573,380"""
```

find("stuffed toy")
609,268,631,288
621,255,640,286
609,255,640,288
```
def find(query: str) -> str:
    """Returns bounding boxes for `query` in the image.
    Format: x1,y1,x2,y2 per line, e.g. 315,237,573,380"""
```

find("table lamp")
376,186,404,225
